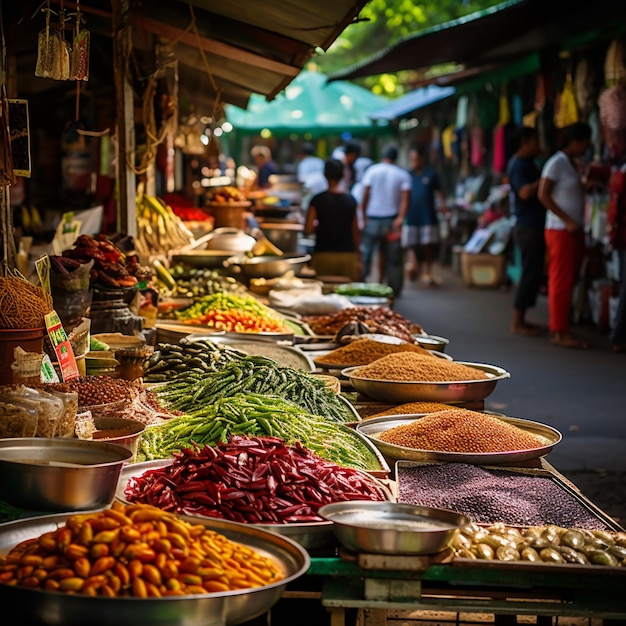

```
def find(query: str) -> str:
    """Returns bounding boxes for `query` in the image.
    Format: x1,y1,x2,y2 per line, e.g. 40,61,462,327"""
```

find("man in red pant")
539,122,591,349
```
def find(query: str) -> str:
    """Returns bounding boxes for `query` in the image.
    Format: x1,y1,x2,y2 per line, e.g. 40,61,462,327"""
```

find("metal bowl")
92,417,146,462
342,362,510,403
356,414,562,465
170,249,234,269
413,334,450,353
225,254,311,279
0,511,309,626
318,501,468,555
0,438,132,511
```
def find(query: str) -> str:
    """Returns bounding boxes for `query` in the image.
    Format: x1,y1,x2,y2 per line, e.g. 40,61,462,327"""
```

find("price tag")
44,311,79,381
35,255,53,310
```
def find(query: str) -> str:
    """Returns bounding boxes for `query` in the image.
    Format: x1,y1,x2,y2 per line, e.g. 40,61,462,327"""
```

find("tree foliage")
315,0,504,95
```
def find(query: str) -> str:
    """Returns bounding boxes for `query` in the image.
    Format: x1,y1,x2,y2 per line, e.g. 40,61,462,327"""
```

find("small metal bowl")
92,417,146,462
413,334,450,353
0,438,132,511
318,501,468,555
342,362,510,403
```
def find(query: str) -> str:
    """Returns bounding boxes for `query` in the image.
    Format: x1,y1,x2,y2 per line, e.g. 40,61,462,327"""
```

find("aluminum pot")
0,438,132,511
201,228,257,253
225,254,311,279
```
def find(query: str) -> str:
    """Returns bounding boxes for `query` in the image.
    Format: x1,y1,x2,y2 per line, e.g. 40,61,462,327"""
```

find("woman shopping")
538,122,591,349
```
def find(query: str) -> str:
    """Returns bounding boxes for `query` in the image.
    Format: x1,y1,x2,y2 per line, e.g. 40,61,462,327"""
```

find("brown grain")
377,408,544,453
368,401,452,418
316,338,432,366
353,353,489,382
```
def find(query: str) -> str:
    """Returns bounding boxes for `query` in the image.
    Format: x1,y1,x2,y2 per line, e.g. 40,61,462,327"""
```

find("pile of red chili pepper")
124,436,387,524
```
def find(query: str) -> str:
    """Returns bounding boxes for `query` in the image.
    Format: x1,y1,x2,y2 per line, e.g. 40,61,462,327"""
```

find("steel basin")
0,438,132,511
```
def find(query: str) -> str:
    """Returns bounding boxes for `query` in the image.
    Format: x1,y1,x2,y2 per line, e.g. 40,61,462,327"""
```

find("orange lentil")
316,338,433,366
353,353,489,382
377,408,544,453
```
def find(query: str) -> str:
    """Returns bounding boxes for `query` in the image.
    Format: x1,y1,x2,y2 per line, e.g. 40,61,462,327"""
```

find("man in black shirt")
304,159,360,280
507,126,546,335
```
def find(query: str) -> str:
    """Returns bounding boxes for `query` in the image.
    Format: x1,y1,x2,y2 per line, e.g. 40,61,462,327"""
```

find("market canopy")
369,85,455,121
225,70,390,137
7,0,371,110
329,0,626,82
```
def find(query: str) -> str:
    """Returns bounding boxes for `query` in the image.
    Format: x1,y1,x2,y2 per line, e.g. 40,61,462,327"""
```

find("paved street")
394,267,626,473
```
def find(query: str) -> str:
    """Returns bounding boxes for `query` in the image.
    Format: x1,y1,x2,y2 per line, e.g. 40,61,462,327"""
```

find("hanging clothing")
493,125,507,173
470,127,486,168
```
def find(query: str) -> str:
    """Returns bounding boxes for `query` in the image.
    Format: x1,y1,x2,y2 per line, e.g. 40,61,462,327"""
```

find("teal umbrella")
226,70,390,137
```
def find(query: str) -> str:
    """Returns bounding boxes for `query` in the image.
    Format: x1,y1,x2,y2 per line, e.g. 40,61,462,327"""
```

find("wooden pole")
111,0,136,236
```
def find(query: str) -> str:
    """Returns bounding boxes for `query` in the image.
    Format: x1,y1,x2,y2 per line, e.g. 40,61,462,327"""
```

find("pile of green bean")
155,355,354,422
138,393,381,471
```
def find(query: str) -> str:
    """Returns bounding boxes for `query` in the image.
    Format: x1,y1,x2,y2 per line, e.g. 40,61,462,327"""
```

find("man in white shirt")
360,146,411,296
297,143,324,183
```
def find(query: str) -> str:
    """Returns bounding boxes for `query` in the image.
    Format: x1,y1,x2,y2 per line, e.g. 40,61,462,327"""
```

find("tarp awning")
369,85,455,121
329,0,626,82
226,70,389,136
8,0,370,110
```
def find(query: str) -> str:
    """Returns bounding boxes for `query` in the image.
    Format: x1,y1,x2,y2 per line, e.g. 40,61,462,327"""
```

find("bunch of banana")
135,195,194,262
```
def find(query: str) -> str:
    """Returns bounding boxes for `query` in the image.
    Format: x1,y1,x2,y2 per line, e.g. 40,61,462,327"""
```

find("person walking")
304,159,360,281
403,147,447,287
538,122,592,349
360,146,411,296
250,145,278,189
508,127,546,335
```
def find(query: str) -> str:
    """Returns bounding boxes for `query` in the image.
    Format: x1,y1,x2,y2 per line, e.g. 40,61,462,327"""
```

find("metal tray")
0,511,309,626
413,333,450,353
396,461,625,533
156,321,295,343
116,461,392,549
187,336,314,372
342,362,510,403
356,414,562,465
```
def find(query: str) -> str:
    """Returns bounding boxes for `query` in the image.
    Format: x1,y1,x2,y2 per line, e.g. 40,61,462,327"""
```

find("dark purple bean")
397,463,609,530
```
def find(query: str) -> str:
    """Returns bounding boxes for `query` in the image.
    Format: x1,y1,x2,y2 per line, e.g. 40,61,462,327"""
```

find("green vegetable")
155,355,353,421
89,337,110,351
138,393,380,470
336,283,394,298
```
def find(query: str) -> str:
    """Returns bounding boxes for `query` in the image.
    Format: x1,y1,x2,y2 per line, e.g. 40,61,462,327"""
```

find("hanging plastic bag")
71,29,90,81
554,75,579,129
34,9,58,78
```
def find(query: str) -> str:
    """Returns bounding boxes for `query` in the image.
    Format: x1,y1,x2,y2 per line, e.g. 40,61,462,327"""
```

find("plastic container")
0,328,45,386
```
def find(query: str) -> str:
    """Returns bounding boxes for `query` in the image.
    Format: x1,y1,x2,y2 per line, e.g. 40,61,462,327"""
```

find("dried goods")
139,393,380,470
368,401,452,418
316,338,432,366
0,276,50,330
175,293,290,333
126,436,387,524
62,234,150,288
0,502,282,596
454,523,626,567
377,408,544,453
143,337,245,383
156,356,354,422
354,353,489,382
0,385,64,438
42,376,142,408
397,464,609,529
303,307,422,341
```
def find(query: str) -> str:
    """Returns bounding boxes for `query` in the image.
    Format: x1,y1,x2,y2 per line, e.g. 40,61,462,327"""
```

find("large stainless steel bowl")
225,254,311,279
356,414,562,465
0,512,310,626
0,438,132,511
342,362,510,403
318,501,468,555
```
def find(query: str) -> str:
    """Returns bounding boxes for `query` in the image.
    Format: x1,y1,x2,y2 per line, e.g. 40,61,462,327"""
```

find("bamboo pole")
111,0,136,236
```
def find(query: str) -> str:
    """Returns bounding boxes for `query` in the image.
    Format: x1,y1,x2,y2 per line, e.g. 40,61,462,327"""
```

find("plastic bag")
71,29,90,81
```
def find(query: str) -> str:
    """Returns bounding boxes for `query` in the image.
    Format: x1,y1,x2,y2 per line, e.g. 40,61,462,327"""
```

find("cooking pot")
191,228,256,253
